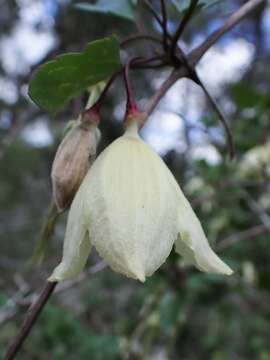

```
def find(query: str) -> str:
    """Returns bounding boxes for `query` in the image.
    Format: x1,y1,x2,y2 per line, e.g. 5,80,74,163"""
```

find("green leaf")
75,0,135,21
29,36,121,112
159,292,182,336
171,0,223,12
231,83,262,108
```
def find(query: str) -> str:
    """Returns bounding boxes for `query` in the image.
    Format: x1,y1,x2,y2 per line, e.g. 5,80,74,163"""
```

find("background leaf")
75,0,135,21
231,83,263,108
28,36,121,112
159,292,182,336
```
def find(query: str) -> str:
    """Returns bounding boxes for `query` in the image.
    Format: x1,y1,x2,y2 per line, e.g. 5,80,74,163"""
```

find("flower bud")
51,111,100,212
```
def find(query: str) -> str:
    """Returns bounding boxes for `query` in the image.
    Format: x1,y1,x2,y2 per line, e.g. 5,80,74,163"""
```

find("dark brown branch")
170,0,199,58
189,0,266,65
5,281,57,360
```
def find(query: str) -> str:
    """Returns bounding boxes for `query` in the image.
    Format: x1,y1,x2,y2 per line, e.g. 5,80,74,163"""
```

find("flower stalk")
124,60,140,119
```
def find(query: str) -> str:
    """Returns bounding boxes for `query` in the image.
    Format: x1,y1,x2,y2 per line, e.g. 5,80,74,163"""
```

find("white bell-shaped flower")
49,119,232,282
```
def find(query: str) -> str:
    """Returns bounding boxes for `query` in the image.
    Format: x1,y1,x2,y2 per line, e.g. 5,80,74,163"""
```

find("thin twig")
132,55,165,66
169,42,235,158
217,224,268,251
143,0,163,28
160,0,169,51
196,78,235,158
133,55,168,69
56,261,107,293
189,0,266,65
123,284,165,359
135,0,148,34
133,62,169,69
0,110,40,161
142,0,175,46
5,281,57,360
0,262,107,326
120,34,163,48
170,0,199,58
241,190,270,232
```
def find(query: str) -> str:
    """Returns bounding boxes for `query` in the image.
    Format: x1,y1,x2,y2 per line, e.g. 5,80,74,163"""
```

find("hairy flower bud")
49,116,232,282
51,111,100,212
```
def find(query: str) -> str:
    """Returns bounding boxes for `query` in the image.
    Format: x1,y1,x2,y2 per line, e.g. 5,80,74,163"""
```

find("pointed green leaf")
75,0,135,21
29,36,121,112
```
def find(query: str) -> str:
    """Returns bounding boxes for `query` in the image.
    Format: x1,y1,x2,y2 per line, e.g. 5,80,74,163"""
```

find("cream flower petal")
174,188,233,275
49,191,92,281
81,122,179,281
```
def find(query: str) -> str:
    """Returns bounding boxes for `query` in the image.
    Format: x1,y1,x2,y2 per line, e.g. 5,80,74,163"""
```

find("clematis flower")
49,116,232,282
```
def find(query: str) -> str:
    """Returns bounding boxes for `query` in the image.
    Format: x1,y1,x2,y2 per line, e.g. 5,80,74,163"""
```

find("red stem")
124,59,140,118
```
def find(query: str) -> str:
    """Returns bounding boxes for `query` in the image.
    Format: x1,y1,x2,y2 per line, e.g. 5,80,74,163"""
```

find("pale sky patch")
22,118,53,148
